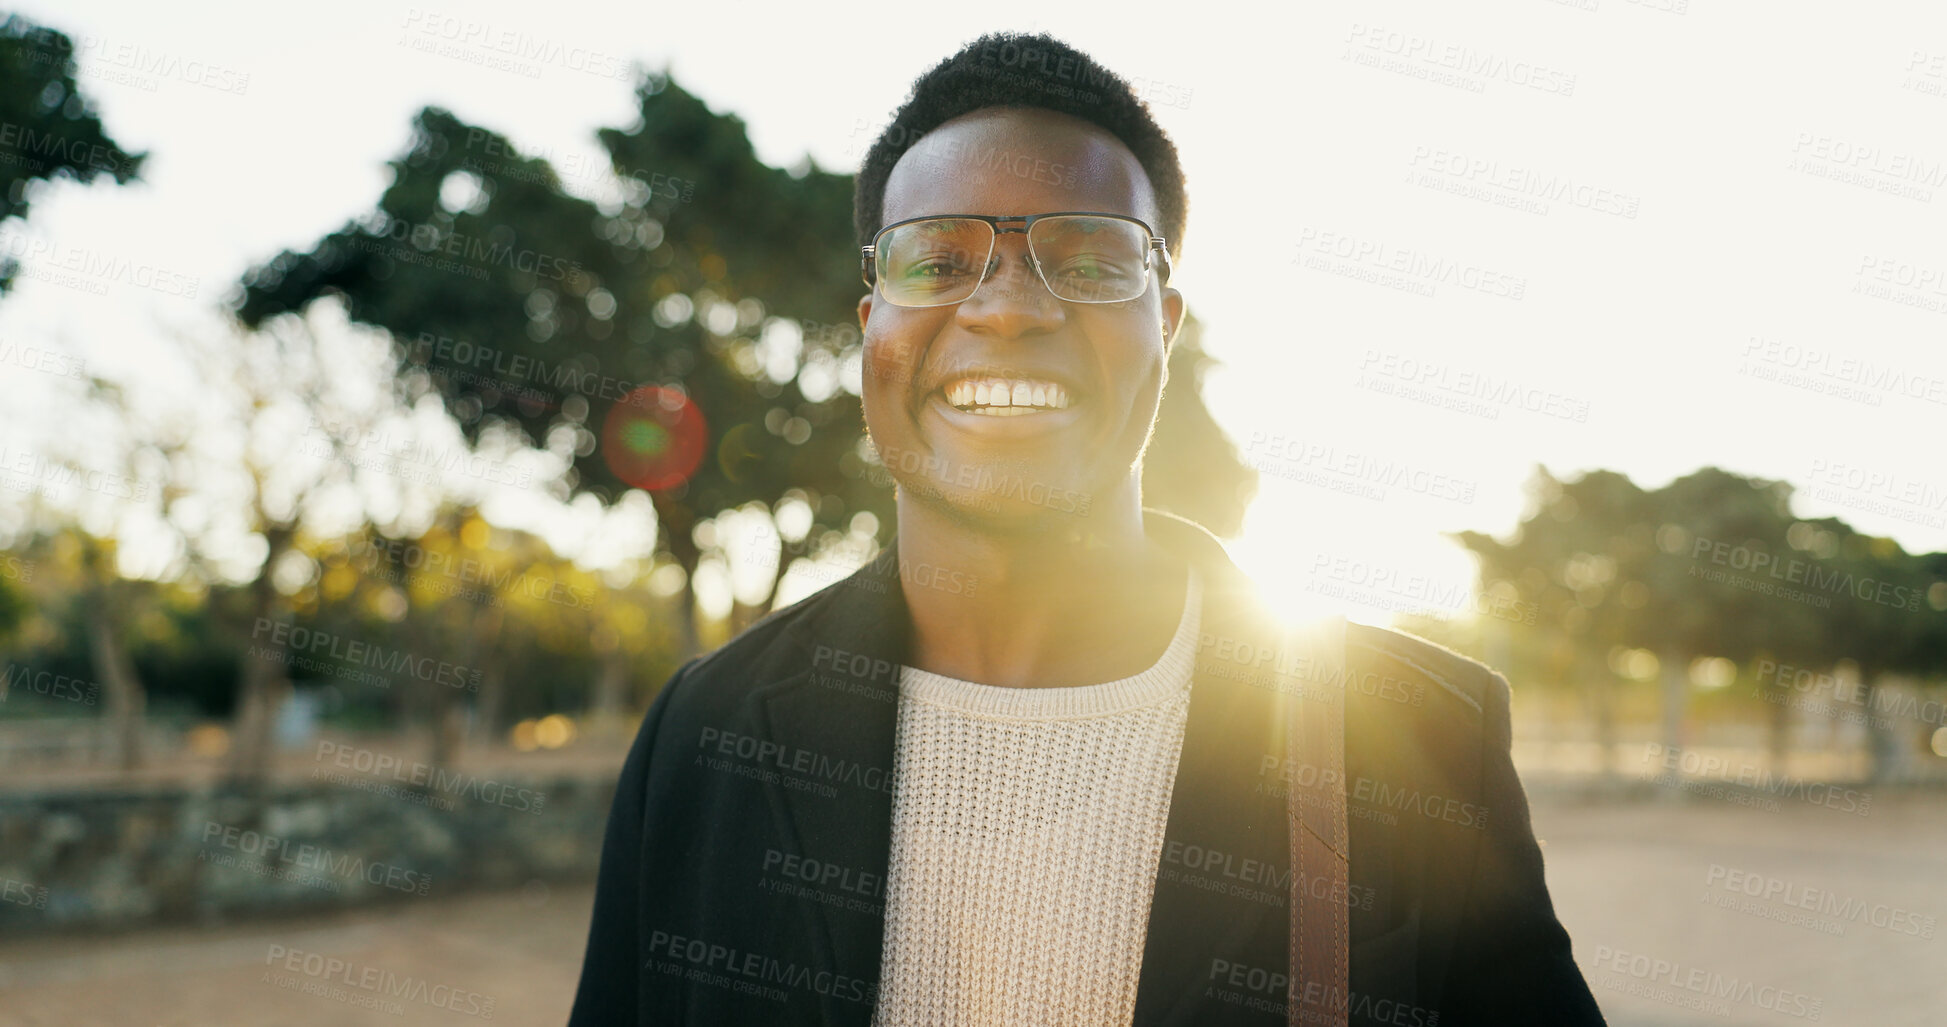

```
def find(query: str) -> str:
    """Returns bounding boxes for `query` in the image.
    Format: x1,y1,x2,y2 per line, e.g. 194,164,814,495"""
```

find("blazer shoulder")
659,584,837,706
1345,621,1506,717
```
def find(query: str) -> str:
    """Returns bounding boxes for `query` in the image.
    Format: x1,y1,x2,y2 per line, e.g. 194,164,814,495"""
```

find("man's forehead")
881,108,1159,226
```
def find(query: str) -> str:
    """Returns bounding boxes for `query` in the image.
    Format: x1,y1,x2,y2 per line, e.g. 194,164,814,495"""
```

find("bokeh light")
600,385,708,491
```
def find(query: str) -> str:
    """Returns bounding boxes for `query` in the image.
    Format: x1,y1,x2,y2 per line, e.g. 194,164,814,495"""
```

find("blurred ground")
1538,788,1945,1027
0,791,1938,1025
0,881,596,1026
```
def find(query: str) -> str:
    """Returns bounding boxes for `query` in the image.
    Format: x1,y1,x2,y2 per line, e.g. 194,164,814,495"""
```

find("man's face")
857,107,1184,530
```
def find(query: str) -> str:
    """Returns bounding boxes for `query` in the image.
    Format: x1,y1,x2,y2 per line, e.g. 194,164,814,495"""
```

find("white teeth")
941,376,1073,413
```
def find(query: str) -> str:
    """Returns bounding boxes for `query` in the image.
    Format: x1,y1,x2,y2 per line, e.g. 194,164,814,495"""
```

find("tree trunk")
226,647,291,786
471,652,506,750
1762,664,1791,776
84,589,146,772
1659,650,1689,757
430,599,501,769
1861,673,1903,784
226,555,291,786
77,539,147,772
431,696,465,770
1579,650,1616,780
590,644,631,719
732,532,787,636
650,491,704,658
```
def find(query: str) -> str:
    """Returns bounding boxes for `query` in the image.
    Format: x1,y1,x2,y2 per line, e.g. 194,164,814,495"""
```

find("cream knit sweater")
870,569,1202,1026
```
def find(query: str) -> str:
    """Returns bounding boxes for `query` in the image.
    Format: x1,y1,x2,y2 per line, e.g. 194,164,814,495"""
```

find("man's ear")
857,292,873,333
1159,286,1186,354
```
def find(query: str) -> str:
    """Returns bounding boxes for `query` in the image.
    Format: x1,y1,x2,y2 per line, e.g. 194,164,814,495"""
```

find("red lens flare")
601,385,707,491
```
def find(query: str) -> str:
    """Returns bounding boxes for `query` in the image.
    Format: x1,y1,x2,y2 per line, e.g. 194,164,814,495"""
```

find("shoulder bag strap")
1288,614,1349,1027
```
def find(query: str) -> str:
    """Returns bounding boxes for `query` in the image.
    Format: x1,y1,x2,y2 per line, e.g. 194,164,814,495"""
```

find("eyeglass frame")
861,211,1174,307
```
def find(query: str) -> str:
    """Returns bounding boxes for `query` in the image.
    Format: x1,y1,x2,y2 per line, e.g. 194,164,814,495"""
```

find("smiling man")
569,32,1606,1027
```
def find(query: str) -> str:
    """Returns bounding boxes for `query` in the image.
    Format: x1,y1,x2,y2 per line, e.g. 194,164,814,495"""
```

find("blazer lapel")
1131,515,1273,1021
752,544,908,1026
1132,512,1348,1024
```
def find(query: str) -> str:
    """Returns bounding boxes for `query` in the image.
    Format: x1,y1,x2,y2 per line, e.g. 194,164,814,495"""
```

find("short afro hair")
853,32,1187,263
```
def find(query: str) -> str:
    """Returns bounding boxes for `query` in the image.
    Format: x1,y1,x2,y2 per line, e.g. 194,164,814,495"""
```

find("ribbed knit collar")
897,566,1202,721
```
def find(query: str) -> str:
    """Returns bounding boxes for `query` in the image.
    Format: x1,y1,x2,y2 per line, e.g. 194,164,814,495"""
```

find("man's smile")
940,375,1073,414
923,388,1086,435
911,360,1091,436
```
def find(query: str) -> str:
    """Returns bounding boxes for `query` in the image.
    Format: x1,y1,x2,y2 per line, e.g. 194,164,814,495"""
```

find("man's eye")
1055,257,1132,281
904,257,974,278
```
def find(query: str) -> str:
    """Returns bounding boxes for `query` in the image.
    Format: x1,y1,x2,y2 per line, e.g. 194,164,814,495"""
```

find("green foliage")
0,15,146,291
0,571,27,644
1141,313,1257,537
236,86,886,575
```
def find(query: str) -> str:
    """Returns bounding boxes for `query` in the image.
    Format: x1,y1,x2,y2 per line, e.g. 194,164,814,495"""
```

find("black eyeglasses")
862,212,1172,307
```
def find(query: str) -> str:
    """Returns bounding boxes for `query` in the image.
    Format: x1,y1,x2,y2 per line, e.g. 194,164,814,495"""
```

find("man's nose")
954,238,1064,337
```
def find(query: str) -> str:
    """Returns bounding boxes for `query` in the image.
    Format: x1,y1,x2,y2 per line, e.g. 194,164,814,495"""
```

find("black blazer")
568,511,1606,1026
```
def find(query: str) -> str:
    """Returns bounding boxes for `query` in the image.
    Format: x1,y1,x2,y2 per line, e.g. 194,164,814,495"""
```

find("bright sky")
3,0,1944,627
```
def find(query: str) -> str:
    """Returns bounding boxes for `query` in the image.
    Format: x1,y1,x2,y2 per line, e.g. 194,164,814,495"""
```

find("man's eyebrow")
901,218,984,241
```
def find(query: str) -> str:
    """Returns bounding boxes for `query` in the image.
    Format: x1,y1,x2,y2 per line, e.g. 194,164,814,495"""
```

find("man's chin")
895,470,1097,535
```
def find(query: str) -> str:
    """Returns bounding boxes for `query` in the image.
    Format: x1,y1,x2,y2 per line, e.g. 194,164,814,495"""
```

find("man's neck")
894,487,1191,689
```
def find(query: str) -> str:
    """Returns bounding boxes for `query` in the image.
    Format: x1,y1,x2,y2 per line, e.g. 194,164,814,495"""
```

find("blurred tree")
1910,553,1947,678
1463,465,1946,782
1909,553,1947,768
289,496,681,764
1142,312,1258,538
0,10,151,755
1786,518,1939,782
1635,469,1803,759
0,566,26,651
20,375,184,770
367,505,605,767
1457,467,1657,777
75,532,146,770
0,14,145,291
136,312,415,785
233,92,869,657
0,514,39,710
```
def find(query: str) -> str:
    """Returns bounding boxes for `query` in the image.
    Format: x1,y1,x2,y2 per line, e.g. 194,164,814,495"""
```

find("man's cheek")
860,350,891,386
859,339,908,388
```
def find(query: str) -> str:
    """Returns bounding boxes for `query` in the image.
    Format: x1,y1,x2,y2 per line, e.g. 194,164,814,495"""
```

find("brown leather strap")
1288,614,1348,1027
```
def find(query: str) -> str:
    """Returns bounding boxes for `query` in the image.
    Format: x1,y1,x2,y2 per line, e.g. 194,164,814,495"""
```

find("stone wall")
0,770,617,934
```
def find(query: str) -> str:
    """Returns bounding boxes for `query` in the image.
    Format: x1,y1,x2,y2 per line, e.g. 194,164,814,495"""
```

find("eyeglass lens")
875,216,1151,306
